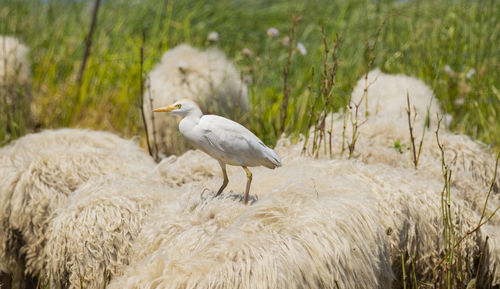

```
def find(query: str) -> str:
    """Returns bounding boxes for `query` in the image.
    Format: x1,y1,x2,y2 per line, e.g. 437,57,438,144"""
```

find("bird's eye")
176,104,182,109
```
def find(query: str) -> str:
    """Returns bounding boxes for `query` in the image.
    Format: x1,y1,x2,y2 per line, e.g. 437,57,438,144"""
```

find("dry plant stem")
139,28,154,159
302,67,315,155
237,71,244,120
78,0,101,85
341,109,347,155
406,92,418,168
348,102,367,159
316,33,341,159
410,259,419,289
314,117,324,159
452,154,499,251
433,118,500,282
141,28,159,161
478,152,500,226
363,16,388,117
2,41,11,137
473,236,489,289
416,118,426,167
346,17,388,157
401,251,407,289
147,77,160,162
435,115,456,288
280,15,300,133
309,29,341,158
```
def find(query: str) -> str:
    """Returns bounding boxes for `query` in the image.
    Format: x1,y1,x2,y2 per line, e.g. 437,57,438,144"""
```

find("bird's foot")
225,191,259,205
200,189,258,205
200,188,214,201
200,188,226,201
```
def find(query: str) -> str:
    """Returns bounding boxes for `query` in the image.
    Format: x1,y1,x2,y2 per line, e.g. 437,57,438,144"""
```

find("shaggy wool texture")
141,69,499,287
42,175,179,289
350,68,440,125
310,69,500,226
107,141,486,288
143,44,248,156
108,173,394,289
298,69,499,286
479,224,500,287
341,69,498,199
0,129,158,286
0,35,31,138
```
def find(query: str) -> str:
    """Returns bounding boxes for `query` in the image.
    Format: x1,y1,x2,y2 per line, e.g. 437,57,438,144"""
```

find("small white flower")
454,97,465,106
444,114,453,127
466,68,476,79
267,27,279,38
297,42,307,55
443,65,453,74
242,48,253,56
207,31,219,42
281,36,290,47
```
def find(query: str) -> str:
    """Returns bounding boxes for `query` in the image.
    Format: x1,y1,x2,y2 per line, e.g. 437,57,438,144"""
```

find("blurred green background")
1,0,499,150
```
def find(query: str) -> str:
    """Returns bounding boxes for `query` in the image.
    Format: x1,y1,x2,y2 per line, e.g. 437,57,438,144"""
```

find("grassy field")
1,1,500,288
1,0,499,148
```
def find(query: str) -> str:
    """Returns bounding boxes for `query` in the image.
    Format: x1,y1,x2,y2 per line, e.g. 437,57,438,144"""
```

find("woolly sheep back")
150,137,487,287
294,69,499,285
43,175,178,289
143,44,248,156
350,69,440,124
108,181,393,289
0,129,158,285
139,69,498,287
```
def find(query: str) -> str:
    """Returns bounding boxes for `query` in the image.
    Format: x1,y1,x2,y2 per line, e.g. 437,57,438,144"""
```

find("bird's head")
153,99,202,118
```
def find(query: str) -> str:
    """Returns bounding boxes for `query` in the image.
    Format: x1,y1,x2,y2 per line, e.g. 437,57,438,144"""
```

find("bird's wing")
198,115,281,168
198,115,258,155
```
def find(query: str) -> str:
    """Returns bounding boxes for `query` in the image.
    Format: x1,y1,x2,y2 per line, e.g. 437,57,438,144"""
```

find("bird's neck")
185,109,203,123
179,110,203,134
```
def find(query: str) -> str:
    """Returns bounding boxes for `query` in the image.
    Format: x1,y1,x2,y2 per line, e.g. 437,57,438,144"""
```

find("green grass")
2,1,500,287
1,0,499,149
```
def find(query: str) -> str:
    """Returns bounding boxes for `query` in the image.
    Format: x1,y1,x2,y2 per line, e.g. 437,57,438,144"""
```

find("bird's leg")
215,162,228,197
242,166,252,205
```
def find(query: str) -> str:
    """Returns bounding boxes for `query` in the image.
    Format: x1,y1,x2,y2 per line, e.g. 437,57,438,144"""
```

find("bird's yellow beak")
153,105,176,112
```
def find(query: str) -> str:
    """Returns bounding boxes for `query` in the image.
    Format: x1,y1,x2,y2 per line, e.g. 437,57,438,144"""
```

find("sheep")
300,69,499,228
0,35,31,140
350,68,440,126
143,44,248,157
347,69,498,197
334,115,500,211
298,69,500,285
110,141,491,288
42,174,179,289
0,129,159,287
107,175,394,289
279,145,487,287
145,67,499,286
349,70,500,234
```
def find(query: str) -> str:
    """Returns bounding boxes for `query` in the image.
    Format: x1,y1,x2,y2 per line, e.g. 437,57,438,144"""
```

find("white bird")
153,99,281,204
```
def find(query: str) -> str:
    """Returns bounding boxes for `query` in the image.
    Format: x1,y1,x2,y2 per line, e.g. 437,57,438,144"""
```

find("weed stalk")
139,28,157,161
77,0,101,86
280,15,301,133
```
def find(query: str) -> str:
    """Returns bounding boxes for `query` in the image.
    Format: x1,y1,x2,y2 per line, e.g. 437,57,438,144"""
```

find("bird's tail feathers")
264,147,282,168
